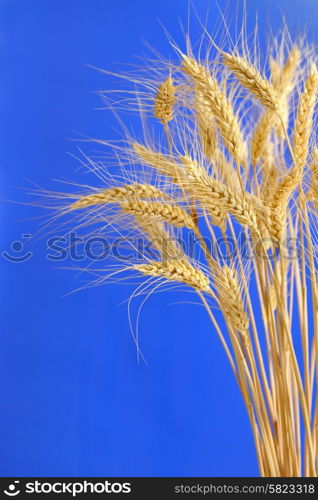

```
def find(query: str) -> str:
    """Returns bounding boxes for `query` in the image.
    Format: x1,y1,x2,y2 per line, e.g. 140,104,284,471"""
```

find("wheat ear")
181,55,247,166
271,168,302,208
275,47,301,95
251,112,274,167
131,143,179,181
179,155,227,227
195,89,218,160
251,48,301,166
132,260,211,293
154,75,175,124
216,264,249,337
293,63,318,169
180,156,263,232
267,167,302,243
120,199,196,231
274,47,301,138
69,183,170,210
269,56,281,85
223,52,279,111
306,148,318,205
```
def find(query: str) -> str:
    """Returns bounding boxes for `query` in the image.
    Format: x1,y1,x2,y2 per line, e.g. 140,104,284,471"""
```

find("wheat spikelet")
181,55,247,166
120,199,196,230
216,264,249,336
293,63,318,169
132,260,211,293
69,183,169,210
154,75,175,124
223,52,280,111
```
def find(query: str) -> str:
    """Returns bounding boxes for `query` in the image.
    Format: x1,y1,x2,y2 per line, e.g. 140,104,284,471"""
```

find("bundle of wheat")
43,21,318,477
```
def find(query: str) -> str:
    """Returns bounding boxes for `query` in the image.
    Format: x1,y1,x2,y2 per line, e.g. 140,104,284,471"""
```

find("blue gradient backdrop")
0,0,317,478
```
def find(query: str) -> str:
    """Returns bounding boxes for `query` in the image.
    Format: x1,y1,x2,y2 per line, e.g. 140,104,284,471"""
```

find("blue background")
0,0,317,478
